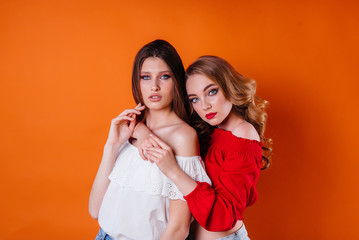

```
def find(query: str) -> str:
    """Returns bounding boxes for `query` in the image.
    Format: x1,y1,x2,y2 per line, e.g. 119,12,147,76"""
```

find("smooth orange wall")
1,0,358,239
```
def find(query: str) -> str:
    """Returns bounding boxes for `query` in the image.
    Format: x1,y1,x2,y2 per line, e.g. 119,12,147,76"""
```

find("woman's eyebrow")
140,71,171,74
203,83,216,92
188,83,216,97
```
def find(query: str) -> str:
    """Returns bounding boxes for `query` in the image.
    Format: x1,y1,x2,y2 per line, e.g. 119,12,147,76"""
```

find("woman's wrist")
133,122,152,141
167,165,183,182
104,141,122,154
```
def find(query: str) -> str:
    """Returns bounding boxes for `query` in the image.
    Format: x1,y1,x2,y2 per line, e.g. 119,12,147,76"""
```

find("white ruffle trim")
109,141,211,200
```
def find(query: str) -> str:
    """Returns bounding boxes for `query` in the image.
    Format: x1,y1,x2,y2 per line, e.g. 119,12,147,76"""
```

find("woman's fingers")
137,138,155,160
145,151,159,164
112,104,145,126
139,143,152,160
119,109,142,117
139,146,147,160
145,147,164,156
112,115,134,123
146,136,160,148
150,135,171,151
145,148,166,164
128,114,136,131
134,103,146,111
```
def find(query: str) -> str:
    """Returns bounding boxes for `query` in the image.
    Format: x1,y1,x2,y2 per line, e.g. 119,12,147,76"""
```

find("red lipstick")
205,112,217,119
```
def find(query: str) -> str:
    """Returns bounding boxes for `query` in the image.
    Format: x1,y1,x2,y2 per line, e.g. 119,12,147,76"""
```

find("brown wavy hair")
132,39,189,123
186,55,272,169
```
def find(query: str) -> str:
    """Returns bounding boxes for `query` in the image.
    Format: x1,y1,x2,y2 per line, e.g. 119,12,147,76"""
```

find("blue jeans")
216,224,250,240
95,228,114,240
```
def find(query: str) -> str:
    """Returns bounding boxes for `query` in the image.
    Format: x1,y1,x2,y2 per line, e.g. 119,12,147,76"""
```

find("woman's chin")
202,118,220,126
145,103,171,111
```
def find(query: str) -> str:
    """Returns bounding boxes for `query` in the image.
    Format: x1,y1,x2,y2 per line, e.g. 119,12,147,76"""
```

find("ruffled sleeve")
109,141,211,201
170,156,212,200
184,133,262,231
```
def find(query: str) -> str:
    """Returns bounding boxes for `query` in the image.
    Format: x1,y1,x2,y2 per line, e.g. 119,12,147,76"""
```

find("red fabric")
184,128,263,231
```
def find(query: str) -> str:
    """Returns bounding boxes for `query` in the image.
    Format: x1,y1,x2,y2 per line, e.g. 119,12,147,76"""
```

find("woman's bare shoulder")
168,123,199,157
232,121,260,141
171,122,197,139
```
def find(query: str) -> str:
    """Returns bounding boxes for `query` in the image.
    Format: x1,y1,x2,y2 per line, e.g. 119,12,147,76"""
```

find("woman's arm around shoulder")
145,131,200,196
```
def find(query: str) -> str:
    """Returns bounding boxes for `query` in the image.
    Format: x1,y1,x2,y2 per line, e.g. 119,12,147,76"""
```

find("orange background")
1,0,358,239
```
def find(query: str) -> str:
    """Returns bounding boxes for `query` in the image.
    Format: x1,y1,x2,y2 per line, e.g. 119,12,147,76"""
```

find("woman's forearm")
169,167,198,196
144,134,200,196
161,199,192,240
88,144,119,219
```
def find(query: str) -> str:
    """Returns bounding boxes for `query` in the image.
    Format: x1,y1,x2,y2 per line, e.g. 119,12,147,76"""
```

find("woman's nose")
202,99,211,110
151,80,160,92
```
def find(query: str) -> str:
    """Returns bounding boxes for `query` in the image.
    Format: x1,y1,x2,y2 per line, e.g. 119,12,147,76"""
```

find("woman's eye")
190,98,199,103
160,74,171,80
140,75,151,80
208,88,218,96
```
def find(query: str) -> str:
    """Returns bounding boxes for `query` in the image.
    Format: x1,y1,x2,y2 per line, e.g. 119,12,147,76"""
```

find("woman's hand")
131,122,159,160
145,135,181,178
135,131,160,161
105,103,145,150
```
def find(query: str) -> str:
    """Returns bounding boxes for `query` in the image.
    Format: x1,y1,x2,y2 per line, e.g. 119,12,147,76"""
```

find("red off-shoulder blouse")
184,128,263,231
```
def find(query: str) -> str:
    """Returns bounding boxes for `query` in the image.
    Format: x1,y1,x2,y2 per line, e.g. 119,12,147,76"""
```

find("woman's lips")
206,112,217,119
149,94,162,102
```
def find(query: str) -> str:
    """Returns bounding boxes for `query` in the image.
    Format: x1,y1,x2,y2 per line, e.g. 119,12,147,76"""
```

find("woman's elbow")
178,227,190,239
88,204,99,220
162,222,190,240
89,211,98,220
175,223,191,239
174,224,190,239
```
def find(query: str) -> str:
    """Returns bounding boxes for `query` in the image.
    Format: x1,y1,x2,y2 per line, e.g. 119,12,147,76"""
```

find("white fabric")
98,141,211,240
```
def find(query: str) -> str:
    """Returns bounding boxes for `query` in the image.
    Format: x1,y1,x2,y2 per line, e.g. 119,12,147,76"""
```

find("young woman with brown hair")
88,40,210,240
139,55,271,240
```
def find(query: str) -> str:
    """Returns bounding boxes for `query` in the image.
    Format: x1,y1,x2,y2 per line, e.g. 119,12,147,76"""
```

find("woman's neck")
218,110,246,132
145,107,177,130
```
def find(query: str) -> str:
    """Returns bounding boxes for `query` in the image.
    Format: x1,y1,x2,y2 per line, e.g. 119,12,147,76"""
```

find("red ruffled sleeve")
183,128,262,231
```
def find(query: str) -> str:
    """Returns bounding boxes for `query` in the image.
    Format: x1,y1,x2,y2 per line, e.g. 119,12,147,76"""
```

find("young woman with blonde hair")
139,55,271,240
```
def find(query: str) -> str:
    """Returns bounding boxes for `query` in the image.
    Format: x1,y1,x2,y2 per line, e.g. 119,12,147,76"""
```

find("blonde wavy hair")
186,55,272,169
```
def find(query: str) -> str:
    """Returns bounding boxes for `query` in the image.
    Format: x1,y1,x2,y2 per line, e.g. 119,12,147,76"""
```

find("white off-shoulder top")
98,141,211,240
